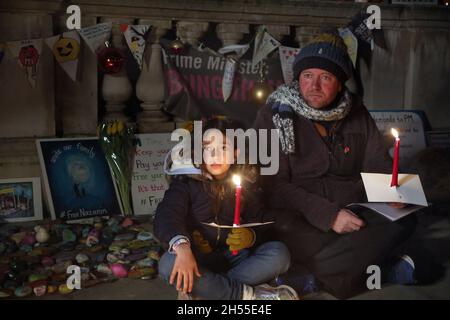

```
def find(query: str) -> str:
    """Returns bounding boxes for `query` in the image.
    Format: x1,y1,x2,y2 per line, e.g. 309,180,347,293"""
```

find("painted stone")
75,253,89,264
21,233,36,246
47,285,58,294
128,267,156,279
114,233,135,241
86,229,100,247
96,263,112,275
0,289,13,298
120,248,130,255
82,226,91,238
110,263,128,278
147,250,160,261
62,229,76,243
10,232,26,245
127,240,151,250
28,273,48,283
58,284,73,295
34,226,50,243
137,232,153,241
121,217,134,228
20,244,33,253
126,253,146,262
33,284,47,297
15,286,32,297
136,258,156,268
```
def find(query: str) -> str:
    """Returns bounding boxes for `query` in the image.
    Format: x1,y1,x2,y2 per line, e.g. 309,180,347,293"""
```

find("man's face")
298,68,342,109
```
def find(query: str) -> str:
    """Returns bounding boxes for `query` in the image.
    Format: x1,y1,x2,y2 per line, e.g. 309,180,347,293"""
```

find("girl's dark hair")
194,116,255,216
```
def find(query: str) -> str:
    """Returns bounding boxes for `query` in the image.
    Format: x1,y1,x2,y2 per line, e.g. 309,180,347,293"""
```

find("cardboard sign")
370,110,427,168
131,133,175,217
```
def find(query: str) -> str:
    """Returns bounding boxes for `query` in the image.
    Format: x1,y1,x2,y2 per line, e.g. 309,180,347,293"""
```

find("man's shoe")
388,255,416,285
253,284,299,300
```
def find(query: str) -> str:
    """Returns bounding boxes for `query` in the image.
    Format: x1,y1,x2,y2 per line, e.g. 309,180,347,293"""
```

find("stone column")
135,19,174,133
264,24,290,43
100,17,133,123
176,21,209,48
216,23,249,47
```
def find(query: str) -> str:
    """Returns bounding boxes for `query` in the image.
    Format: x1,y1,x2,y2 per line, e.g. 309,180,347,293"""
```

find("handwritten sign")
131,133,175,217
370,110,427,168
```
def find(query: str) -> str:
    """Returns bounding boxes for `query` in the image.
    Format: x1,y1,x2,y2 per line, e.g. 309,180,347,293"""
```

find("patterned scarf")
267,81,352,154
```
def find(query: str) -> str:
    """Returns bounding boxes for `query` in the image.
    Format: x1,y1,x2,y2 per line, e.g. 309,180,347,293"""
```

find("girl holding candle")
154,117,298,300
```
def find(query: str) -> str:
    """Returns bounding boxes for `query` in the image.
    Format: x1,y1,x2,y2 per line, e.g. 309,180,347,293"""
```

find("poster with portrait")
36,138,122,221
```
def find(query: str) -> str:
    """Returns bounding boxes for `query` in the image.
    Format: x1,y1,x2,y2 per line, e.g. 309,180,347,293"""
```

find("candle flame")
391,128,399,139
232,175,241,186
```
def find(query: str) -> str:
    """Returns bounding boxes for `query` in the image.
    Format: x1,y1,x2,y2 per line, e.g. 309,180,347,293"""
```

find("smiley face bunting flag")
45,30,81,82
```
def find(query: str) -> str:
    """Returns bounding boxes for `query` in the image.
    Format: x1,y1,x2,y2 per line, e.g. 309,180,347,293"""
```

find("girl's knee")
261,241,291,273
158,252,176,281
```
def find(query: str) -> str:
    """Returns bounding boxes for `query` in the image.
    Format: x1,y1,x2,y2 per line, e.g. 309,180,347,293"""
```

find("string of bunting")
0,11,382,90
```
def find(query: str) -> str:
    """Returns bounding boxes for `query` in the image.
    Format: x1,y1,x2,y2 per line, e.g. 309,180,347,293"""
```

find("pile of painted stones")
0,216,162,299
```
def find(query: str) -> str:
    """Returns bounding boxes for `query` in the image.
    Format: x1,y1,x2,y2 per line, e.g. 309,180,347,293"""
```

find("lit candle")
390,128,400,187
232,174,242,255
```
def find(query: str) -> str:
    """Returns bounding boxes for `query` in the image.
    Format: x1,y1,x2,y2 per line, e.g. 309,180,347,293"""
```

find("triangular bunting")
7,38,43,87
252,26,280,67
279,45,301,85
45,31,80,82
222,58,237,102
78,22,112,53
121,24,151,69
338,27,358,68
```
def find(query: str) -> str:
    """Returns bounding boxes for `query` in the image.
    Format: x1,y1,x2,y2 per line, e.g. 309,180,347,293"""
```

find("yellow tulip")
117,121,124,134
111,121,118,135
106,122,112,135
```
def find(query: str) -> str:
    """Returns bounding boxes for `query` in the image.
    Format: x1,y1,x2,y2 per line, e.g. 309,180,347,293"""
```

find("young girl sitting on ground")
155,117,298,300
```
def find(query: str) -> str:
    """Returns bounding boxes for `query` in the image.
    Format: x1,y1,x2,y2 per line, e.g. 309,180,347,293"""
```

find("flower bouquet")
98,120,135,216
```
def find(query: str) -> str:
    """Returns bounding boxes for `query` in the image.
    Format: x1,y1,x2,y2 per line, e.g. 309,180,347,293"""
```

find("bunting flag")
7,38,43,87
279,45,301,85
222,57,237,102
78,22,112,53
338,28,358,68
347,13,374,51
45,31,80,81
252,26,281,67
121,24,151,69
0,43,5,65
218,44,250,59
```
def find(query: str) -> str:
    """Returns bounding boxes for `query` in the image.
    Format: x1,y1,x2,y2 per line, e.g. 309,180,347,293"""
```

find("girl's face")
203,131,236,180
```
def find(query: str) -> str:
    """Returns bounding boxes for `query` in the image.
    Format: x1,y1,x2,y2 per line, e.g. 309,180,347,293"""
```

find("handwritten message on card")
370,111,427,168
131,133,175,217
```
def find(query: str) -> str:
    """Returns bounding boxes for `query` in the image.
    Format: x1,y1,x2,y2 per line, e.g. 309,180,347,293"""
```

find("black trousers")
273,208,417,299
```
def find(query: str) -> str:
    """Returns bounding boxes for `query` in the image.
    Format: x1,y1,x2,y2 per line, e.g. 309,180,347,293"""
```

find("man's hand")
169,243,201,294
331,209,366,234
226,227,255,251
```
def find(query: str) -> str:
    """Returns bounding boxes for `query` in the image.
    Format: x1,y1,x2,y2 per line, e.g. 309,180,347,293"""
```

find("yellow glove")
226,227,256,251
192,230,213,254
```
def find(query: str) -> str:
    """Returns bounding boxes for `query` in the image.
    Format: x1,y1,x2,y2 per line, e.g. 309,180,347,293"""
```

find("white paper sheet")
360,173,428,206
